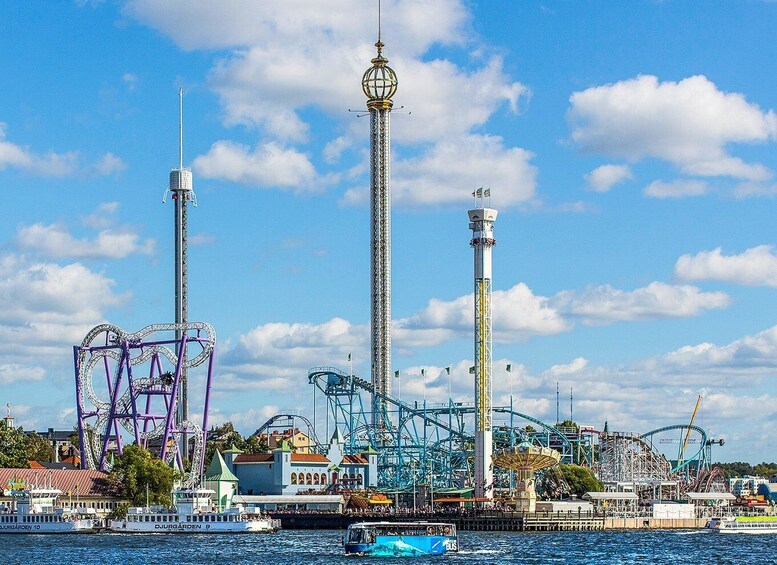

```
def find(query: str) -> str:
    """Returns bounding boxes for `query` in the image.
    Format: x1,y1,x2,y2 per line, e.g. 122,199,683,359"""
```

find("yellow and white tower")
469,196,497,500
362,35,398,427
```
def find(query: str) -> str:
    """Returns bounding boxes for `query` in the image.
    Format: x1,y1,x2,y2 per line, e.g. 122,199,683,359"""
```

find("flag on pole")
484,188,491,197
506,364,512,372
421,368,425,377
476,187,483,198
394,370,399,378
445,366,450,375
471,189,476,197
347,353,351,362
469,366,475,374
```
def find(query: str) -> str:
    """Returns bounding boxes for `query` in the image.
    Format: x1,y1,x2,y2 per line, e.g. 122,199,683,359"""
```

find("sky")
2,0,777,464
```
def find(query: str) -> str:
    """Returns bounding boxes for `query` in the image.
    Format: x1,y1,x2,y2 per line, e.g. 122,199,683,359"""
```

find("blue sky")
2,1,777,464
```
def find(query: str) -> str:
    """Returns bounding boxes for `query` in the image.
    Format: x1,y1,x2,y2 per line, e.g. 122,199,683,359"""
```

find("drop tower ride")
469,200,497,500
362,31,398,428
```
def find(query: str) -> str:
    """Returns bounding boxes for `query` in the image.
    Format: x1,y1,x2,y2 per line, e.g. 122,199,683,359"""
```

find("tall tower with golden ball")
363,37,397,428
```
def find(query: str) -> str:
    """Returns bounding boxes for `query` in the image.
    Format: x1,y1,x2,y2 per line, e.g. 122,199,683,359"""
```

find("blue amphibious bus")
343,521,458,556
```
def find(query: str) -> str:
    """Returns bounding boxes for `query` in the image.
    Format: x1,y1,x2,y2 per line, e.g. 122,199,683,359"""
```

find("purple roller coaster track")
73,322,215,484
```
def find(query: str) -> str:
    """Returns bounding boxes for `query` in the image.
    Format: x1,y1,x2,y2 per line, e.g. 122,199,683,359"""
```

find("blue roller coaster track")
307,367,595,492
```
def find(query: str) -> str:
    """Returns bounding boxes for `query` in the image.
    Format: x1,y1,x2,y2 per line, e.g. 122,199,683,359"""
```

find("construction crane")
677,395,702,470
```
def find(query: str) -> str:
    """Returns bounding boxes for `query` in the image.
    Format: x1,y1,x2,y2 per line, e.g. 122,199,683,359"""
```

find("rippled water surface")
0,529,772,564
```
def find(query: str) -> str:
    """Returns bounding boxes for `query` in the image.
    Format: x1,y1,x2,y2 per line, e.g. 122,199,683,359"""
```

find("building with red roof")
223,428,377,496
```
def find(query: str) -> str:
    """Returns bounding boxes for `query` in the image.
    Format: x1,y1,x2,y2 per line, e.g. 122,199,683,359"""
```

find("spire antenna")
179,86,184,171
378,0,382,43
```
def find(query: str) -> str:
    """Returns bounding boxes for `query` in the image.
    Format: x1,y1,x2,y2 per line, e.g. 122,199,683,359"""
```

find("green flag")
445,366,450,375
394,370,399,378
506,364,512,372
469,366,475,374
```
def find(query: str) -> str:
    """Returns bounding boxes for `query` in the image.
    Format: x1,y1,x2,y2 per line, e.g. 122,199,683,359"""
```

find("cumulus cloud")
92,152,127,176
125,1,532,206
643,179,708,199
193,141,324,192
343,135,537,208
396,283,569,345
16,223,155,259
551,281,730,325
0,123,125,177
0,364,46,385
0,123,78,176
675,245,777,287
0,255,130,376
585,164,633,192
569,75,777,180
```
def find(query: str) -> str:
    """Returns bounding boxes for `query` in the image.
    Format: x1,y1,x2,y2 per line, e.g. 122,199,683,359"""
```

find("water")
0,529,770,564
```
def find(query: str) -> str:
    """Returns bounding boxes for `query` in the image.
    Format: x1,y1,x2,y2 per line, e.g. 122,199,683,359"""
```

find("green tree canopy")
203,421,268,468
0,425,29,468
105,444,177,507
541,464,602,498
24,433,54,463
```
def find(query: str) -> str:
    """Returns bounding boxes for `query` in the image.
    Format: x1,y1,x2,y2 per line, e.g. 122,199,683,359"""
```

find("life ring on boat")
443,526,451,535
426,526,433,535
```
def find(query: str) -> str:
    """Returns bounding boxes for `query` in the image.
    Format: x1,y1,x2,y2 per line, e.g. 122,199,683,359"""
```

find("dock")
270,510,607,531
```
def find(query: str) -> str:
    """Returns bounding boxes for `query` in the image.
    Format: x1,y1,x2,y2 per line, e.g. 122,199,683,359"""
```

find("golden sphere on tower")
362,41,398,105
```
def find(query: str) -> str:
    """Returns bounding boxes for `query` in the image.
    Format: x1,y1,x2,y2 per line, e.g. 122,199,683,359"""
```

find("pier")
270,510,607,531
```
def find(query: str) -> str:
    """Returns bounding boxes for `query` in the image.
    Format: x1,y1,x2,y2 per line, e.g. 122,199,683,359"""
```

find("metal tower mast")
469,197,497,500
167,87,196,453
362,32,398,428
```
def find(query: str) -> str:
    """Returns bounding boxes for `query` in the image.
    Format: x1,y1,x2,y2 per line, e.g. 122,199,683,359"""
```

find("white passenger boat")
705,516,777,534
0,485,97,534
107,487,280,533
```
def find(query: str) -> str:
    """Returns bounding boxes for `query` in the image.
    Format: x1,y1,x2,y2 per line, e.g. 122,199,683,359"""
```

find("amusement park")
68,23,735,516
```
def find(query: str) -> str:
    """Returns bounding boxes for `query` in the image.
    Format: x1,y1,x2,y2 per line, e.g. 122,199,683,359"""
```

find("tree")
24,433,55,463
541,464,602,498
0,425,29,468
560,464,602,496
105,444,177,507
203,421,269,468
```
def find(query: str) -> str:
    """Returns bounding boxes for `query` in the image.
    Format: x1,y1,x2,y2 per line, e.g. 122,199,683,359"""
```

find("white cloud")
0,256,128,326
675,245,777,287
193,141,323,192
126,1,533,207
0,364,46,385
92,152,127,175
396,283,570,345
0,255,130,376
551,281,730,325
644,179,708,199
343,135,537,208
0,122,79,176
16,223,155,259
569,75,777,180
0,123,126,177
585,164,633,192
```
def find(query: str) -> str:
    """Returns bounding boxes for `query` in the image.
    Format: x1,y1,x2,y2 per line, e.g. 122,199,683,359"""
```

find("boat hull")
344,535,457,556
706,517,777,534
0,520,95,534
107,519,276,533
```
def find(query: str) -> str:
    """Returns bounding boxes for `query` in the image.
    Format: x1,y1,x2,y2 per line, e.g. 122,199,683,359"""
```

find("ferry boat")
705,516,777,534
343,521,458,556
0,484,97,534
107,487,280,533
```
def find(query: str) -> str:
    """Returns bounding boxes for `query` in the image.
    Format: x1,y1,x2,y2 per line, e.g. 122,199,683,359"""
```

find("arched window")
321,474,327,485
291,472,298,485
313,473,319,484
357,474,363,485
306,473,313,485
